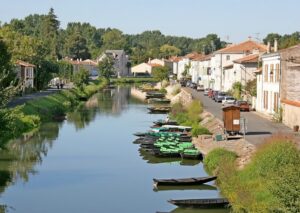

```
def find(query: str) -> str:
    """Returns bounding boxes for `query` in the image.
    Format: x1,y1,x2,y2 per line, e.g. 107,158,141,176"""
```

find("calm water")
0,86,229,213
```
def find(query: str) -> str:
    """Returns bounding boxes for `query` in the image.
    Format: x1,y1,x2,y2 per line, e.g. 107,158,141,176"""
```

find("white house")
223,54,259,92
131,62,162,76
210,39,267,91
256,52,281,115
98,50,129,77
177,52,203,80
15,60,35,92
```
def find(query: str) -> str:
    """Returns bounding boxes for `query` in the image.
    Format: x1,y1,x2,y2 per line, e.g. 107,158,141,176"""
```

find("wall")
282,102,300,128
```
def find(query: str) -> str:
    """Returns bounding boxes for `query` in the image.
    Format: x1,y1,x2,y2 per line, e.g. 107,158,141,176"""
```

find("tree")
102,29,126,50
98,56,114,80
245,79,257,97
263,33,281,45
160,44,181,58
73,68,89,89
152,66,170,82
65,31,91,60
0,40,18,108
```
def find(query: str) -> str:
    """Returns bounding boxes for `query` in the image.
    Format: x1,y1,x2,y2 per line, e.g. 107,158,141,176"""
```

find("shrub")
204,148,237,175
191,125,211,137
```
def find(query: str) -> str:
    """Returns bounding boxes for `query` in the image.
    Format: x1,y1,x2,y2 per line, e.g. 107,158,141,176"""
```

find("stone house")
131,62,162,76
279,44,300,129
98,50,129,77
65,59,98,76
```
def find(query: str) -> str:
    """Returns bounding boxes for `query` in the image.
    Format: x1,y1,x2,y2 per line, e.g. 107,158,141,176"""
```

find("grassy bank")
0,78,108,147
110,77,157,84
170,100,211,137
204,135,300,212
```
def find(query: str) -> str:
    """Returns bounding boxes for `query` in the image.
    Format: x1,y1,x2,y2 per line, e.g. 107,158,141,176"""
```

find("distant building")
15,60,35,92
131,62,162,76
177,52,204,80
65,58,98,76
98,50,129,77
210,39,267,91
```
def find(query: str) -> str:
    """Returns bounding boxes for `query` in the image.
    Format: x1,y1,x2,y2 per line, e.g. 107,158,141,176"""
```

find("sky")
0,0,299,43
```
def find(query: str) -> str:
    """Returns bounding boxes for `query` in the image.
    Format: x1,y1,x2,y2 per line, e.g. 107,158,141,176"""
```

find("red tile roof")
148,63,163,67
184,52,204,60
15,60,35,67
233,54,259,64
216,40,267,54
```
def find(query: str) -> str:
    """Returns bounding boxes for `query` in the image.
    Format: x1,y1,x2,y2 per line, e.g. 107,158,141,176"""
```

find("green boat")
180,148,203,160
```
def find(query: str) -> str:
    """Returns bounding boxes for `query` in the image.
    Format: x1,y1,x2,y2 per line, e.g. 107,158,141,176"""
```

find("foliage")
182,63,191,78
159,88,167,94
160,44,181,58
171,84,181,96
204,135,300,212
152,66,170,82
102,29,127,50
204,148,237,175
170,100,209,137
64,30,91,60
98,56,114,80
73,68,89,88
245,79,257,96
264,32,300,50
0,107,40,147
110,77,157,84
0,39,18,108
231,82,243,100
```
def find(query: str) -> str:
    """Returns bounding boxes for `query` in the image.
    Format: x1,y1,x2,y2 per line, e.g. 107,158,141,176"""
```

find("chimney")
148,58,151,63
267,41,271,54
274,39,278,52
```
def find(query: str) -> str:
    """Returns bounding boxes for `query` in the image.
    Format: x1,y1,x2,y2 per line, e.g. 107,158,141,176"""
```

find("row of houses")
168,38,300,130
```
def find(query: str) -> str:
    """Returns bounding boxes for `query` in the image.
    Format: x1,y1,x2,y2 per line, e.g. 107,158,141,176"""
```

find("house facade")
177,53,203,80
15,60,35,91
256,52,281,115
279,44,300,129
210,39,267,91
131,62,162,76
98,50,129,77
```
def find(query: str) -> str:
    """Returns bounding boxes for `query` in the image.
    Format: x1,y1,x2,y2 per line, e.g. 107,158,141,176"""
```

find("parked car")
203,88,210,96
215,92,227,102
190,83,197,89
222,96,236,106
197,85,205,91
236,100,250,111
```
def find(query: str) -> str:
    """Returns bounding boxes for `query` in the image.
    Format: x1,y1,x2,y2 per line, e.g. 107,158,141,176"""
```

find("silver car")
222,96,236,106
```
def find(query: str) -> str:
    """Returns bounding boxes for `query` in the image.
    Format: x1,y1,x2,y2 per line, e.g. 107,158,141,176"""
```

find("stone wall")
282,102,300,129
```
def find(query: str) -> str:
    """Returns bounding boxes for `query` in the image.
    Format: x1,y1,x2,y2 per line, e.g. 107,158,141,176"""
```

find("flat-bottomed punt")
168,198,229,208
153,176,217,187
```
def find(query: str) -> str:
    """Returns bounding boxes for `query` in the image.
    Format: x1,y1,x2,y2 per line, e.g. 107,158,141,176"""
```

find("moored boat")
148,98,171,104
148,106,171,113
153,176,217,187
168,198,229,208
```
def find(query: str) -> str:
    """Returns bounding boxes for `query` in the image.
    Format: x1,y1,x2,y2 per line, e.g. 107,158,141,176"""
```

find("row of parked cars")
203,88,250,111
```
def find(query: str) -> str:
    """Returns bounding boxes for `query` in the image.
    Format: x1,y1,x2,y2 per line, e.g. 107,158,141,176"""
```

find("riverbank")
110,77,157,84
0,78,108,147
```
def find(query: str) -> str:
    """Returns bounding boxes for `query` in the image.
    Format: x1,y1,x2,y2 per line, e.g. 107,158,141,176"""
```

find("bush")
204,148,237,175
171,84,181,96
159,88,167,94
191,125,211,137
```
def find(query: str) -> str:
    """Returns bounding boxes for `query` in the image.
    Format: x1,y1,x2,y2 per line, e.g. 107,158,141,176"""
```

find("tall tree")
102,29,126,50
65,31,91,60
41,8,60,59
152,66,170,82
160,44,181,58
263,33,282,45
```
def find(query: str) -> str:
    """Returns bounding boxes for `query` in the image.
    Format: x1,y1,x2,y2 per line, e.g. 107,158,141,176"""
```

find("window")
274,92,279,112
264,64,268,82
264,91,268,110
226,55,230,61
270,64,274,82
275,63,280,82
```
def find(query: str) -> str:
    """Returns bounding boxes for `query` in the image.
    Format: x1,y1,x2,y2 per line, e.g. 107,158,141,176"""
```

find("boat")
146,92,165,99
161,125,192,132
148,98,171,104
153,176,217,187
180,149,203,160
168,198,229,208
153,119,178,126
153,184,217,192
148,106,171,114
150,149,181,158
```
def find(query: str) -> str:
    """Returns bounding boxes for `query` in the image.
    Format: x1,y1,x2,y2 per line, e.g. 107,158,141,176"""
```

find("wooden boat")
168,198,229,208
148,106,171,113
153,184,217,192
148,98,171,104
153,119,178,126
180,152,203,160
150,150,181,158
146,92,165,99
153,176,217,187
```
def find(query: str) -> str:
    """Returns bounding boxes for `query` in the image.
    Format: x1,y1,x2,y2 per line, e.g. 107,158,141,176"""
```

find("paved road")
185,88,293,146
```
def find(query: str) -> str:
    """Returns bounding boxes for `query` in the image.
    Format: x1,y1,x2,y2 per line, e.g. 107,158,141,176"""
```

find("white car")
222,96,236,106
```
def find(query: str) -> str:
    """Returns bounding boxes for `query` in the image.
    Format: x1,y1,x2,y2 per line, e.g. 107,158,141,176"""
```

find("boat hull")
168,198,229,208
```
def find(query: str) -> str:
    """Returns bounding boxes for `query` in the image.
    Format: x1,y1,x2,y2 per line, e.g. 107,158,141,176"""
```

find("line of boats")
145,91,172,114
133,118,229,210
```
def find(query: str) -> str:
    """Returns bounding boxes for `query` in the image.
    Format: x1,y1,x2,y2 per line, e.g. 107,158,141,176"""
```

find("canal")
0,86,228,213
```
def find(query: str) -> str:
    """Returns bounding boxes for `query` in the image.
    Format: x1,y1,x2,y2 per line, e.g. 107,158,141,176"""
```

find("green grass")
203,136,300,212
